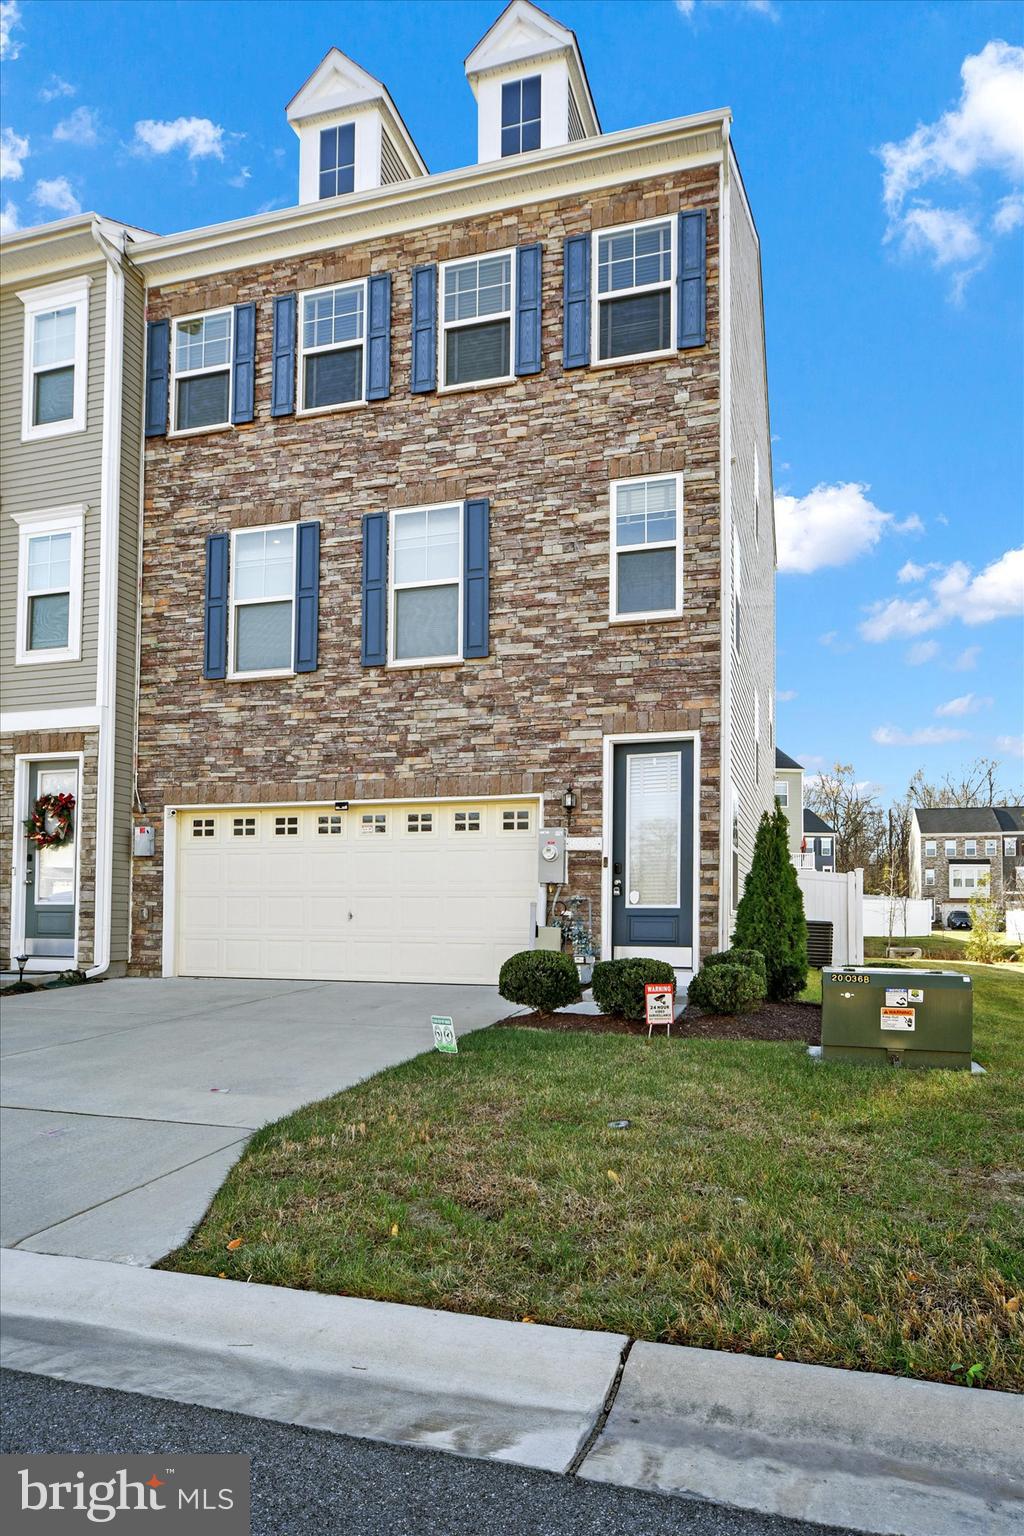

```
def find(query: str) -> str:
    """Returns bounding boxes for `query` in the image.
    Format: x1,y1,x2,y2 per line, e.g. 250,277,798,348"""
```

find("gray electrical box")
538,827,567,883
133,823,156,858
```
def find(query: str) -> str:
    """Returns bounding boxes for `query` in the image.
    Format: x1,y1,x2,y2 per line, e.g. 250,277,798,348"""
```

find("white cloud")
776,688,797,702
861,547,1024,640
228,166,251,189
39,75,75,102
53,106,99,148
872,724,970,747
132,116,225,160
775,481,919,575
952,645,981,671
31,176,80,216
818,629,853,654
0,1,23,60
675,0,778,18
1,126,29,181
935,692,992,717
898,560,941,584
996,734,1024,758
0,198,19,234
878,40,1024,293
993,192,1024,233
674,0,696,12
906,640,939,665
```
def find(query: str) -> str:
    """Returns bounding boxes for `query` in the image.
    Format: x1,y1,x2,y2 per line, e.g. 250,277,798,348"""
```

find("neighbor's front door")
611,740,694,967
24,760,78,958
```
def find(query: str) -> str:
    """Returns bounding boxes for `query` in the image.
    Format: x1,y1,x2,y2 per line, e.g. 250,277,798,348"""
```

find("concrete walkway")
1,977,506,1264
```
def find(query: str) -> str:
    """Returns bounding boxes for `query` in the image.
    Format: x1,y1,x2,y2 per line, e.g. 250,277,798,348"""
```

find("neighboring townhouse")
802,808,836,872
909,806,1024,915
126,0,775,985
1,214,146,975
774,748,804,857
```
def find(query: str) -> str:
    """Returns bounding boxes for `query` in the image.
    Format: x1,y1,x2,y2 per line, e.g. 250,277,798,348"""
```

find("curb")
0,1250,627,1475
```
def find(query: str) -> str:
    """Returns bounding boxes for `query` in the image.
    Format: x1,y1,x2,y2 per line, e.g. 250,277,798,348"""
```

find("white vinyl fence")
1006,908,1024,944
862,895,934,940
796,866,864,967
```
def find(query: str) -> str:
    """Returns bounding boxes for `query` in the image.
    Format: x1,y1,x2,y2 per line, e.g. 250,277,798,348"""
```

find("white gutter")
86,221,127,978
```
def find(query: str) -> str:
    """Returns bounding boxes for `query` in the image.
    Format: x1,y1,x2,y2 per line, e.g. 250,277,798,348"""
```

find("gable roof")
803,808,834,836
465,0,600,135
775,748,803,771
286,47,428,176
914,806,1024,835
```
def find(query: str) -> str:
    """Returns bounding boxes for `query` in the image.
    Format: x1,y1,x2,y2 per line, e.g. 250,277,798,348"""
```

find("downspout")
718,119,733,950
86,221,127,977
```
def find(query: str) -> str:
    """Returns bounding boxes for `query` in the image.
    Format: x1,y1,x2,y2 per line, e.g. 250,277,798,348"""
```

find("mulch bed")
498,1000,821,1045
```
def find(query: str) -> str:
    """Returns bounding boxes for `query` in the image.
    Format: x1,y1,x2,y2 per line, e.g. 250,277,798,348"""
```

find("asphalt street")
0,1369,859,1536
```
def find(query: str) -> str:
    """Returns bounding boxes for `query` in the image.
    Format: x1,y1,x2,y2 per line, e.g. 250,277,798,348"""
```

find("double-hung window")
229,524,295,677
924,840,936,857
13,505,85,665
593,218,674,363
609,474,683,621
440,252,513,389
985,838,997,856
300,282,366,410
19,277,90,440
319,123,355,199
925,868,935,887
1005,838,1018,857
501,75,541,157
390,502,462,665
944,839,956,857
964,839,977,856
774,779,789,807
172,310,232,432
820,837,833,858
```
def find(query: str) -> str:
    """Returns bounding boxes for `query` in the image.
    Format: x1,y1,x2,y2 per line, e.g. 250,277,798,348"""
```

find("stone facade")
131,166,728,973
910,809,1024,912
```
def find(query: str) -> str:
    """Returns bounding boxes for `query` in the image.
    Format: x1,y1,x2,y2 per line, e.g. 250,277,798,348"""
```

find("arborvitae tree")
733,804,809,1001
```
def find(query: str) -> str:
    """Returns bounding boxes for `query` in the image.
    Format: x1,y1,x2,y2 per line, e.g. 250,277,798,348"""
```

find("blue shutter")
677,208,707,349
410,263,437,394
361,512,388,666
144,319,169,437
294,520,320,673
231,302,256,424
271,294,296,416
515,243,542,376
562,234,590,368
203,532,229,680
366,273,392,401
463,498,490,660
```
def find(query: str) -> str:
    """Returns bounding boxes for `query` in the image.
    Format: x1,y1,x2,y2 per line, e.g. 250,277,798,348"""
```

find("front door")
611,740,694,966
24,760,78,958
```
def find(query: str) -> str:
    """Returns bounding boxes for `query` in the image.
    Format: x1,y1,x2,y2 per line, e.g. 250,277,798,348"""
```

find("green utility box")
821,966,973,1069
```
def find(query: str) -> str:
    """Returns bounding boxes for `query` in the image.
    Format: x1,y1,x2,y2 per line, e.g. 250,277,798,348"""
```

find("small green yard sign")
431,1015,458,1054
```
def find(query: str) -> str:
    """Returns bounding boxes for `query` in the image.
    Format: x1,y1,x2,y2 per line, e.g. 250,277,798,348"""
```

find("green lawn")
864,932,1020,964
162,962,1024,1391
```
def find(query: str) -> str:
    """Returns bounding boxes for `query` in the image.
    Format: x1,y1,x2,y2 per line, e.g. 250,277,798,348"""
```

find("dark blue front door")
611,740,693,963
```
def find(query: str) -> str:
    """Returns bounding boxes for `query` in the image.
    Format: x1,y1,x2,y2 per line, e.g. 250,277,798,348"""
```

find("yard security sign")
431,1016,458,1053
644,982,675,1037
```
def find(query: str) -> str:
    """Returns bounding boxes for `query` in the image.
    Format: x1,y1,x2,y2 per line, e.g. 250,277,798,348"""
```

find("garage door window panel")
230,526,295,677
391,503,462,664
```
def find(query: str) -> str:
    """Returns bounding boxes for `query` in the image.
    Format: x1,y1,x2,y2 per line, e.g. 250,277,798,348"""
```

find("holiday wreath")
24,791,75,850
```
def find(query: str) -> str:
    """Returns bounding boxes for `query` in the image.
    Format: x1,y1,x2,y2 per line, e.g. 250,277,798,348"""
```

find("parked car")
947,910,972,931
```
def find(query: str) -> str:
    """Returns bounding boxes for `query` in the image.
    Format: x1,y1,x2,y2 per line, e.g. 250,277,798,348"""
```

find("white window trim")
227,522,296,681
819,837,833,857
964,840,977,856
318,123,356,199
924,868,936,886
608,472,684,624
1004,838,1017,856
12,505,86,666
297,278,369,416
985,839,997,855
19,277,91,442
170,306,233,436
774,779,789,807
944,840,956,856
438,248,517,394
924,840,936,856
387,501,464,669
590,213,677,369
949,863,989,892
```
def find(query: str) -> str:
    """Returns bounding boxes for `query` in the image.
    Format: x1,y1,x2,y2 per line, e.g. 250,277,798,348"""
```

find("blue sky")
3,0,1022,803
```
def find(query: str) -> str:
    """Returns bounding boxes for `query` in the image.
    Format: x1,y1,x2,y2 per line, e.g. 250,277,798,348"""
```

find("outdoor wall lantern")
563,787,577,813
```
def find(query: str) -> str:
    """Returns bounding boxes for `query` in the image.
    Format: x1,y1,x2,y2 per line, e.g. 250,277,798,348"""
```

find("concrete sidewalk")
3,1250,1021,1536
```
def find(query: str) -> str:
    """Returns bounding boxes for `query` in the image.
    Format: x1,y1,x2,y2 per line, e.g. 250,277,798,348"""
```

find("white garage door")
176,798,540,985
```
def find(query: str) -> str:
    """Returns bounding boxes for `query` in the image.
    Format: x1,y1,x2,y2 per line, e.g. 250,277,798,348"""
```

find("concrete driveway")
1,978,505,1267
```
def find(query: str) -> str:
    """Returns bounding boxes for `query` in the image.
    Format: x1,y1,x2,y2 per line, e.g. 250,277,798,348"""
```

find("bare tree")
908,757,1023,809
805,763,882,877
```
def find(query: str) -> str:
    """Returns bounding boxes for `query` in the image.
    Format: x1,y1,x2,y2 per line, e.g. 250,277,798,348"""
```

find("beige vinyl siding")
0,259,106,708
727,158,775,906
110,263,145,963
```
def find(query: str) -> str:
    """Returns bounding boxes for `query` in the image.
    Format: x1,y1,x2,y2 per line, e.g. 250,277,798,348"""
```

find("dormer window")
501,75,541,157
319,123,355,198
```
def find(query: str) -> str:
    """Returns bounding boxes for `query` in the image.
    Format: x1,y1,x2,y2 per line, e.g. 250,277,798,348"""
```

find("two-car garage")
173,798,541,986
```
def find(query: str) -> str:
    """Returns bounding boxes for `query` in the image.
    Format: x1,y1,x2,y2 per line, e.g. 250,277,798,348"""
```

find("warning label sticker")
881,1007,915,1032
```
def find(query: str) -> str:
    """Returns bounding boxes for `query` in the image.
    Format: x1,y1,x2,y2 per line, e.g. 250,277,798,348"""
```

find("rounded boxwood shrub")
687,961,761,1016
591,957,677,1022
499,949,582,1013
703,947,767,998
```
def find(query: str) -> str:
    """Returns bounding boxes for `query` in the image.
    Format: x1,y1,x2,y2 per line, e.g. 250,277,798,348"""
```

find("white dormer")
465,0,600,165
287,48,427,205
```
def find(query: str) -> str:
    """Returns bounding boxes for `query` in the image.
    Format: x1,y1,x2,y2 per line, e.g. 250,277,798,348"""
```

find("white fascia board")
131,109,729,286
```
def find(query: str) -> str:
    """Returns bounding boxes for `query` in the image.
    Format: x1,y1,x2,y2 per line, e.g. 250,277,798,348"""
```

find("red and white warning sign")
880,1007,915,1032
645,982,675,1036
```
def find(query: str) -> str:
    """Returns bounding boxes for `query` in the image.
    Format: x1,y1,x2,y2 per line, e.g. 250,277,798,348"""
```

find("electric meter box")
537,827,567,883
821,966,973,1069
133,823,156,858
